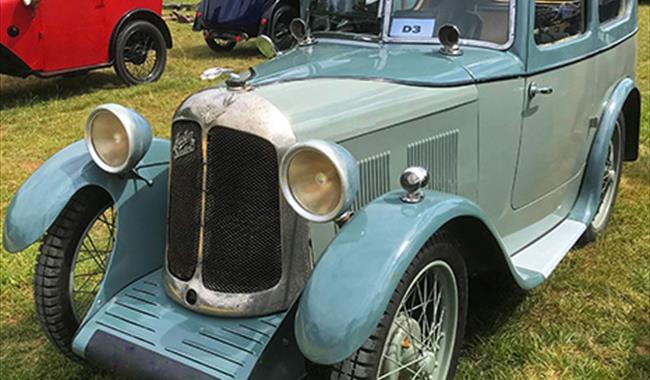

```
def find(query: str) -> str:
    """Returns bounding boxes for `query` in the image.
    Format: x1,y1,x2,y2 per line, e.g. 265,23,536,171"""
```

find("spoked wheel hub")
69,205,116,323
378,261,459,380
591,118,623,231
123,31,158,79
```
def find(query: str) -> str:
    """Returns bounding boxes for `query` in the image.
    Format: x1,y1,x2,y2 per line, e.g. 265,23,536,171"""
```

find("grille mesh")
167,121,202,281
202,127,282,293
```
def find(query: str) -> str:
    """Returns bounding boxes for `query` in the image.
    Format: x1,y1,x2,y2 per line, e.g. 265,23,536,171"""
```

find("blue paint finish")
526,0,637,72
570,78,637,225
295,190,530,365
74,270,287,379
3,138,170,322
3,138,169,252
251,40,518,87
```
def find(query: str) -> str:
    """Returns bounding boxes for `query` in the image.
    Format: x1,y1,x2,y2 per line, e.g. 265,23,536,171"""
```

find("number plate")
390,18,436,38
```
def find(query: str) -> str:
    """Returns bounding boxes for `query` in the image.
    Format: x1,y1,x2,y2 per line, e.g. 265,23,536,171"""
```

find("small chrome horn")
400,167,429,203
438,24,462,56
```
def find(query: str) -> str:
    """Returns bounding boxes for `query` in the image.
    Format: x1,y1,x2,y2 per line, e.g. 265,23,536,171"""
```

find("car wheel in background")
580,113,625,245
205,37,237,52
114,20,167,85
33,188,115,360
270,4,298,51
307,231,468,380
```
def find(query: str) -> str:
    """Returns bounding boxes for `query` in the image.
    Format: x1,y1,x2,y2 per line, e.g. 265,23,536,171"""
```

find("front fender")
295,190,519,365
570,77,637,225
3,138,169,252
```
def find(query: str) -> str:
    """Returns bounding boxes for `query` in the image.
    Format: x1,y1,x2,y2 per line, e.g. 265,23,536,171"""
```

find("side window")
599,0,625,23
534,0,586,45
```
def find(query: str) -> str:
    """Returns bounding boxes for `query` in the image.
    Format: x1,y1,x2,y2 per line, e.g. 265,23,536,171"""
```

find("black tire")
270,4,298,51
114,20,167,85
205,37,237,52
307,231,468,380
33,189,113,360
579,113,625,245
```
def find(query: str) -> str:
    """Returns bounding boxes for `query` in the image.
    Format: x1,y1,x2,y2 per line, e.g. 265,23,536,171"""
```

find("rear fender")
3,139,170,321
109,9,173,62
570,77,638,224
295,190,526,365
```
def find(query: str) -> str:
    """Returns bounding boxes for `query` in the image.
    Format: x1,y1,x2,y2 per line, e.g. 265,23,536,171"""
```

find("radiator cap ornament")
400,167,429,203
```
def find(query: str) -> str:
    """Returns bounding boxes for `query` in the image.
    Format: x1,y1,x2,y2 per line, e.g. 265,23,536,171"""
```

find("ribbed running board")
73,270,286,380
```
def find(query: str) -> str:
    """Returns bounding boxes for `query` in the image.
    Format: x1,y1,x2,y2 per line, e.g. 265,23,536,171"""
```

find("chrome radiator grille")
164,89,312,317
202,127,282,293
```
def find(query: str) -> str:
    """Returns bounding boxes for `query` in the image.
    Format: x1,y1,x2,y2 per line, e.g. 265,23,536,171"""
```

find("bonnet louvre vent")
407,130,459,193
352,151,391,211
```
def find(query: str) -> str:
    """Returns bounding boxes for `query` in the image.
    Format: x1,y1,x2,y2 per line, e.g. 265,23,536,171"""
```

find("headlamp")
85,104,152,174
280,140,358,223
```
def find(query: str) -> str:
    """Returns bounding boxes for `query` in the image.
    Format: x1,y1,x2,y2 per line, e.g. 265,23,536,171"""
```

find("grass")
0,5,648,380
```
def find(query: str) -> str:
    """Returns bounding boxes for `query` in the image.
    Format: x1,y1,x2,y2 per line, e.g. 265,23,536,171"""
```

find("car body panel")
256,78,478,142
73,269,305,380
294,190,539,365
570,77,637,224
0,0,164,75
251,39,524,87
2,139,170,322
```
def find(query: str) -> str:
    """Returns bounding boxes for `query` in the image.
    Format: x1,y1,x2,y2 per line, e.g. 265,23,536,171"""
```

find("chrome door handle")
528,82,553,99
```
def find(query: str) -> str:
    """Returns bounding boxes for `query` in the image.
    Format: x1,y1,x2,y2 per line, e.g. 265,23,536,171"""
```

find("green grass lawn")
1,5,648,380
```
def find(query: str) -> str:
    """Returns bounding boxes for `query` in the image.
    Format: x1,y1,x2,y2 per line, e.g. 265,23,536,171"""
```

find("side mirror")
256,35,279,58
289,18,315,46
438,24,462,56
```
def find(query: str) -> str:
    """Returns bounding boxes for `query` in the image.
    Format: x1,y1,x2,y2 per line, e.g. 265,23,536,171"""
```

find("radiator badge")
173,130,197,160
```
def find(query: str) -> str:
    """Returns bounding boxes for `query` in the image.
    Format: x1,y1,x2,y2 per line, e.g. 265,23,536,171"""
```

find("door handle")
528,82,553,99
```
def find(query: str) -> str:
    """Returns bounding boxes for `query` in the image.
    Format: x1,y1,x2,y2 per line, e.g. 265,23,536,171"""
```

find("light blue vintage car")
2,0,641,379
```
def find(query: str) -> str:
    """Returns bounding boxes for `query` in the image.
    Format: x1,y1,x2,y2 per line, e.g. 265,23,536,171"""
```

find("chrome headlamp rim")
85,103,152,174
280,139,358,223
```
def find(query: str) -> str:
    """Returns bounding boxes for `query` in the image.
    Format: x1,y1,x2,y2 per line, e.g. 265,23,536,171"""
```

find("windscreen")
388,0,512,45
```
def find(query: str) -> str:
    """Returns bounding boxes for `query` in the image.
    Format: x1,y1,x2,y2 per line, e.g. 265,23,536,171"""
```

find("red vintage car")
0,0,171,85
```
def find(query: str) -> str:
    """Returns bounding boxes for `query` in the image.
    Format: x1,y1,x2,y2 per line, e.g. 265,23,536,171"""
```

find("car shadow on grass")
0,71,122,111
463,274,527,346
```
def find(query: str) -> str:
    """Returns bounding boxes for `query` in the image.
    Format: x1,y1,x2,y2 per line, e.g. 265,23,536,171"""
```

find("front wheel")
33,189,115,360
308,231,468,380
113,20,167,85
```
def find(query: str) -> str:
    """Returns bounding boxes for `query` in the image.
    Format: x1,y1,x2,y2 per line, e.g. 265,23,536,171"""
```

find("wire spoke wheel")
591,117,623,231
378,261,458,380
69,205,116,323
123,31,159,82
114,20,167,85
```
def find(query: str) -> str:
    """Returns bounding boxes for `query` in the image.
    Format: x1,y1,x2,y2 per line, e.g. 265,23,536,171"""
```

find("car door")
38,0,107,72
512,0,595,211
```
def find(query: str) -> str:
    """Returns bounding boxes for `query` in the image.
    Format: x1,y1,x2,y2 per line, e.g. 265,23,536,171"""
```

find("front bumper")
73,269,302,379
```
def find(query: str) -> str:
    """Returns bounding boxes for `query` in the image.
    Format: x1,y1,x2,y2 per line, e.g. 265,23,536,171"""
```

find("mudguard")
3,138,169,321
570,77,637,225
295,190,522,365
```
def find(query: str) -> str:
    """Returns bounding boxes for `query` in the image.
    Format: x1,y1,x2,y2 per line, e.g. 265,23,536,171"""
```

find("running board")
510,219,587,289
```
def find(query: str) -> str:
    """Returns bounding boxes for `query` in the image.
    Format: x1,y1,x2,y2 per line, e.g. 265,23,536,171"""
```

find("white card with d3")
390,18,436,37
